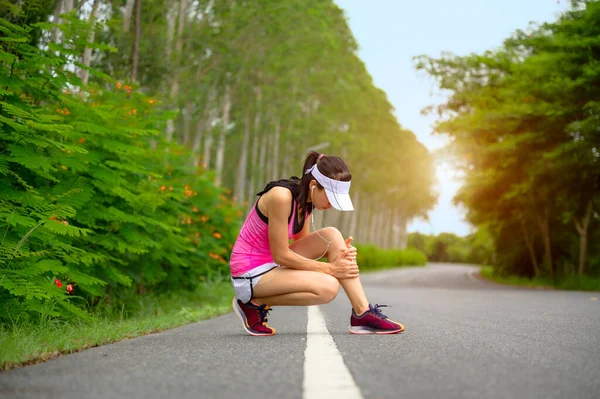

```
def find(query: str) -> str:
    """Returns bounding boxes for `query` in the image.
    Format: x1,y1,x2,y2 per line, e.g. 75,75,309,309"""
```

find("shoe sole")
232,297,275,336
348,325,405,335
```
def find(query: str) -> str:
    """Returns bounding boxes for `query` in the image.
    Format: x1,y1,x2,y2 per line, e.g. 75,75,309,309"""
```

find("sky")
335,0,571,236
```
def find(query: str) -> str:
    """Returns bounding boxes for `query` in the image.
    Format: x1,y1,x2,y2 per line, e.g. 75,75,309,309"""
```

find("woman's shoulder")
263,186,293,205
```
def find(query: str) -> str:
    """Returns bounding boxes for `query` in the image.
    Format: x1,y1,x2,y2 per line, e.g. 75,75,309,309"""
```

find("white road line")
303,306,363,399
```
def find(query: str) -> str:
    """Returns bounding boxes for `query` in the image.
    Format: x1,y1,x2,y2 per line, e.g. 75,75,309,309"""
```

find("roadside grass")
479,266,600,292
0,280,234,371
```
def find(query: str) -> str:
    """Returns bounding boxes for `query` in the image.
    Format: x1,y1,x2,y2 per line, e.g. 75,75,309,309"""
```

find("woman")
229,151,405,336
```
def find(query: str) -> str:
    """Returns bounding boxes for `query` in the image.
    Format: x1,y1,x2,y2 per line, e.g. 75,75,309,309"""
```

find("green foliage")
0,11,239,323
415,0,600,278
355,244,427,271
408,230,494,265
480,266,600,292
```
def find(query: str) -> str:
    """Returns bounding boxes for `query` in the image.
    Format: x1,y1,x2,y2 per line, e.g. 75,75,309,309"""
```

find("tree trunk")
272,116,281,180
182,102,192,146
202,87,218,169
258,118,268,187
51,0,64,43
234,108,251,205
191,92,214,158
535,206,553,277
265,121,273,184
172,0,188,97
378,210,387,248
520,219,540,277
395,209,408,250
191,117,204,154
283,119,294,178
247,108,261,210
165,0,185,143
348,192,359,237
574,200,593,276
130,0,142,83
123,0,136,32
165,2,177,60
80,0,100,86
381,208,390,248
368,202,378,245
358,196,370,243
215,85,231,186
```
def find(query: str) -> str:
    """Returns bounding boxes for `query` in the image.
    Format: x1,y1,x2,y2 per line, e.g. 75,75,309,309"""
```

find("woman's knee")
317,275,340,303
321,226,343,241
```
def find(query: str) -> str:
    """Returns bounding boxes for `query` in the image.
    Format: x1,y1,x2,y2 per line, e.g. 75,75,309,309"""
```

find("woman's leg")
252,268,340,306
252,227,370,315
290,227,370,315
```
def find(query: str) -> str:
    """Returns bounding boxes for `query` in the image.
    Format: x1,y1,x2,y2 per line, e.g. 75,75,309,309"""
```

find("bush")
355,245,427,271
0,16,239,323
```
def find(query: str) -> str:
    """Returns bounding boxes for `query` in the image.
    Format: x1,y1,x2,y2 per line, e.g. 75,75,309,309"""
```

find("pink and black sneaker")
232,297,276,336
349,304,405,334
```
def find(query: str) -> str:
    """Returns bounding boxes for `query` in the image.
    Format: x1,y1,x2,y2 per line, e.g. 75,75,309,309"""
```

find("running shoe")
232,297,276,336
348,304,405,334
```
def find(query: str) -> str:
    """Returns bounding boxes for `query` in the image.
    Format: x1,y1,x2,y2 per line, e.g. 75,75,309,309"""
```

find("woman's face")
310,181,331,210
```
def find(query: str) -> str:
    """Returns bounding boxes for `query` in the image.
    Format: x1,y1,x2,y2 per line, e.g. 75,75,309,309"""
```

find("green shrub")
355,245,426,271
0,15,239,323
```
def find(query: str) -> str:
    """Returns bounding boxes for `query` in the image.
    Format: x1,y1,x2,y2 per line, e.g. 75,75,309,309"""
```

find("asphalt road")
1,263,599,399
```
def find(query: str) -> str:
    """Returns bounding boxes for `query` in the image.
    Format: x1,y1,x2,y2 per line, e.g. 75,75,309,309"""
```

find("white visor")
305,164,354,211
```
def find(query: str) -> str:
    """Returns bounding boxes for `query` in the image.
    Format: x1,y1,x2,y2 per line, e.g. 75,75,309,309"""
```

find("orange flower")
192,207,198,213
169,187,173,191
160,186,166,191
117,82,122,89
195,232,200,237
201,216,209,223
78,137,85,143
213,232,222,239
186,190,192,196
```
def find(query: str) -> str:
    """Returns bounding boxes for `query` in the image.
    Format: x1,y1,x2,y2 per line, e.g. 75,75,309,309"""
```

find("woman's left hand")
344,237,357,260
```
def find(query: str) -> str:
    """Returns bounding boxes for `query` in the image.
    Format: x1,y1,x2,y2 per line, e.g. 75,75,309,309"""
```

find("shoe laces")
257,305,272,326
369,304,389,320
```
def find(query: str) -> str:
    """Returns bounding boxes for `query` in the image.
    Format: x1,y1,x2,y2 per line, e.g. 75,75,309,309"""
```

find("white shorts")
231,262,280,304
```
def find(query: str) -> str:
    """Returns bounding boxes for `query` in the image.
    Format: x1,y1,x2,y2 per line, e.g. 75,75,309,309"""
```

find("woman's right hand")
331,248,359,278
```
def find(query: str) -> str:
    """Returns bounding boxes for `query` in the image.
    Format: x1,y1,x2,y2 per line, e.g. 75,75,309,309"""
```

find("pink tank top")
229,195,305,277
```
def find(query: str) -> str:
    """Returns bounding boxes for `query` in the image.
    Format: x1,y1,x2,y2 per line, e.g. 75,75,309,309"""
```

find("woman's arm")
265,188,333,274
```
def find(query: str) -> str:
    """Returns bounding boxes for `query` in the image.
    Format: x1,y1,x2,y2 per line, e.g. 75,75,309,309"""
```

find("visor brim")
325,190,354,211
